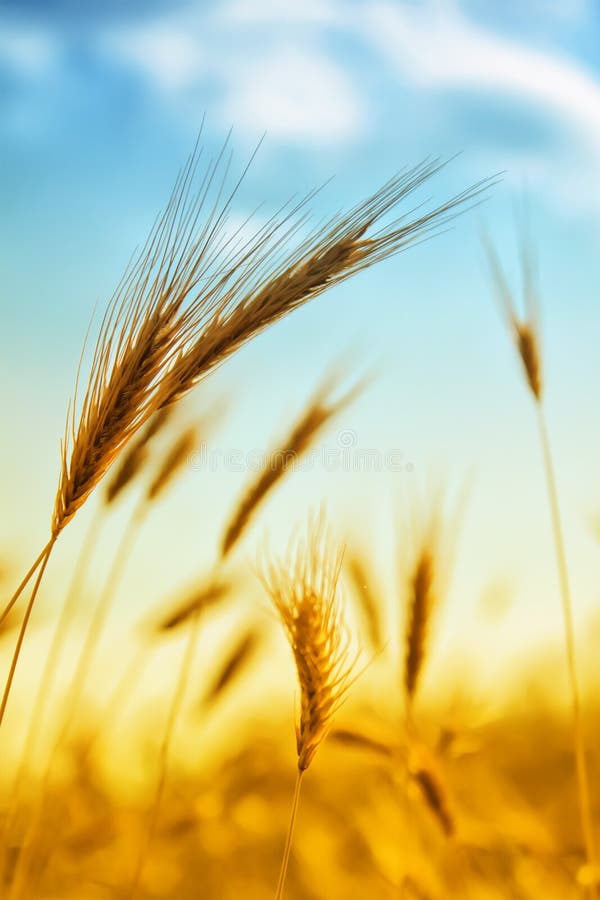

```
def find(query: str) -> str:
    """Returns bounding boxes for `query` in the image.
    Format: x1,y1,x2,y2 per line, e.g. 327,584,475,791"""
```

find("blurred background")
1,2,600,897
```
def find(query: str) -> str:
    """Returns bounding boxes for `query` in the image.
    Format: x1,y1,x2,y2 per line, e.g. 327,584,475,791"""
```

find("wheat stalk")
485,232,598,897
1,405,171,866
260,513,356,899
6,423,203,896
1,135,492,729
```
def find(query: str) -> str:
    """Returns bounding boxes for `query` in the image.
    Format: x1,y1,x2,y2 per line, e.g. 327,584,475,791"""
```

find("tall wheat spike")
260,513,356,900
0,133,492,727
403,505,444,716
485,231,598,897
201,624,262,707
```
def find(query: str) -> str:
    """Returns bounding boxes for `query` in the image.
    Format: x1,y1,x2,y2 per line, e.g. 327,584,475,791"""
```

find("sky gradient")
2,0,600,679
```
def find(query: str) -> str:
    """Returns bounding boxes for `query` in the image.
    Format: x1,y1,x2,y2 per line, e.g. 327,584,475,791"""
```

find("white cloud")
102,21,207,92
362,1,600,157
222,45,363,142
99,9,363,145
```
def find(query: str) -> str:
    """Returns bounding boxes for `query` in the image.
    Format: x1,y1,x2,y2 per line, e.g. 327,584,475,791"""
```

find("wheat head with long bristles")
261,514,355,771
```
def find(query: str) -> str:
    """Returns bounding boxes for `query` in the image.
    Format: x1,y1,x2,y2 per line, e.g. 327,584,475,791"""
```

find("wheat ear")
402,504,443,718
221,370,363,557
2,139,492,725
201,624,262,707
260,513,356,899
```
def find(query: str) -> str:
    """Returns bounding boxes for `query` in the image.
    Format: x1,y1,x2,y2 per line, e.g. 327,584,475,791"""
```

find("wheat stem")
0,511,102,880
7,502,145,898
61,504,144,741
536,405,598,895
0,538,56,729
0,540,55,626
129,608,202,899
275,768,304,900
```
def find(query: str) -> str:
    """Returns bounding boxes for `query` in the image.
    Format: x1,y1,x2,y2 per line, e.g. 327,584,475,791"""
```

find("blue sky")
2,0,600,676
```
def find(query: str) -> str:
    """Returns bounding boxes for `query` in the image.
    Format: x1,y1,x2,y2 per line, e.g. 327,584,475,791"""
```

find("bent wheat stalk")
3,407,169,850
8,424,201,896
485,233,598,896
1,132,492,726
260,514,356,899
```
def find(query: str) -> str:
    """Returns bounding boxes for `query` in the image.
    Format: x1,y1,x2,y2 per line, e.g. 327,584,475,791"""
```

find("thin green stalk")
129,609,202,899
537,405,598,895
275,768,304,900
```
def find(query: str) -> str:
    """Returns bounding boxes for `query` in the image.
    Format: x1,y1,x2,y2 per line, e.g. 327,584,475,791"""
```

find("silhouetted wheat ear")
151,577,233,635
146,425,198,502
345,546,384,655
404,547,435,706
4,143,492,626
402,497,454,714
261,513,356,772
483,232,542,402
202,624,262,707
105,407,173,505
220,369,364,558
408,743,455,838
1,134,493,733
157,161,496,408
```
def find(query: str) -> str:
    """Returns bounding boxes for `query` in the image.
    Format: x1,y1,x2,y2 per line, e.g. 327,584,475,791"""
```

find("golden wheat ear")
2,134,493,730
260,512,356,772
259,512,360,900
400,488,462,720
